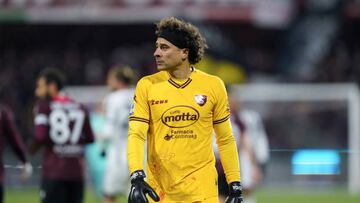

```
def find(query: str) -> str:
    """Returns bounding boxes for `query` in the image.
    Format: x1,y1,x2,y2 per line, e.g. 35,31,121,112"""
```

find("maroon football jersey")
33,95,94,181
0,105,27,183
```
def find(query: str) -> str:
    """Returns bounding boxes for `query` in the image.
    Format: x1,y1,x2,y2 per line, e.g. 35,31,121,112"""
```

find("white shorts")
103,140,130,196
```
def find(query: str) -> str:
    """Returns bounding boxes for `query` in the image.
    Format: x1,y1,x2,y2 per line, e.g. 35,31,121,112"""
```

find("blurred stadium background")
1,0,360,202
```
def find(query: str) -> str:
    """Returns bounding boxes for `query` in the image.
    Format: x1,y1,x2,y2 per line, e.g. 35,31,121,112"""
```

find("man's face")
35,77,49,99
154,38,187,71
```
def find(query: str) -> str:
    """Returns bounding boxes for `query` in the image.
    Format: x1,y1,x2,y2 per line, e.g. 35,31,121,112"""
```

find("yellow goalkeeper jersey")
128,68,240,202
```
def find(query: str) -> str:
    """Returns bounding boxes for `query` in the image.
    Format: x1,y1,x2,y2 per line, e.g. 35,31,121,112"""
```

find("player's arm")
241,132,262,184
2,108,32,179
212,78,243,202
30,103,49,155
2,108,27,163
128,121,159,203
240,132,256,166
127,78,151,173
98,97,117,156
127,118,148,173
214,119,244,203
127,78,159,203
214,119,240,182
81,107,95,144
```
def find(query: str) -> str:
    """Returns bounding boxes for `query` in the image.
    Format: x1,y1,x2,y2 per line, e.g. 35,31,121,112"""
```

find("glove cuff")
229,181,242,196
130,170,146,184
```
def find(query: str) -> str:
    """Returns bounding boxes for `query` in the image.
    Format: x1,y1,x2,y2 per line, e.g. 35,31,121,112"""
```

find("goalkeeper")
127,16,243,203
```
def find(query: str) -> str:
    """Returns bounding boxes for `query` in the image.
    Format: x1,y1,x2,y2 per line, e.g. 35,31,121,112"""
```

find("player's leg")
85,142,106,198
117,143,131,194
40,179,66,203
103,178,117,203
103,144,117,203
103,141,130,203
103,143,122,203
67,180,84,203
240,151,258,203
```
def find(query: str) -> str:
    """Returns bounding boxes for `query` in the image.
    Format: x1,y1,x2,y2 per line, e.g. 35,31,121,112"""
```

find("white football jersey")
102,87,135,142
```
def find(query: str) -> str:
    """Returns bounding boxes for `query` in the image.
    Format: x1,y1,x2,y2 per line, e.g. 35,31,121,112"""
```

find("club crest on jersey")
194,94,207,106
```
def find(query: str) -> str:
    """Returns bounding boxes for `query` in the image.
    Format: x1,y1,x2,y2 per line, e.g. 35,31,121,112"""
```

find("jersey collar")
167,66,195,89
52,93,71,103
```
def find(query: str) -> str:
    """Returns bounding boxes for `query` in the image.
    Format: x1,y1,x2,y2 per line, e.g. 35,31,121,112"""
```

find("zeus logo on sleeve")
150,99,168,105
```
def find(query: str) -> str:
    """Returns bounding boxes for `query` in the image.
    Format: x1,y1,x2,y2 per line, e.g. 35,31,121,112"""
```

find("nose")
154,47,161,58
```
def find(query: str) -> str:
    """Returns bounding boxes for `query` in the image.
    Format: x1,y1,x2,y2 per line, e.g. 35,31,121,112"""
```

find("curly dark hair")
155,17,208,64
38,68,66,91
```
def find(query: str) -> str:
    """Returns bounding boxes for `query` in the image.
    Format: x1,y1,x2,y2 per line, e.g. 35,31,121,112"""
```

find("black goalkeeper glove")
128,170,160,203
225,181,243,203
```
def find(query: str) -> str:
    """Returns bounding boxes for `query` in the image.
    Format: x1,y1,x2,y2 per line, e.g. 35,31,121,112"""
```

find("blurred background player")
30,68,95,203
99,65,136,203
216,90,263,203
239,108,269,176
0,102,32,203
229,92,263,203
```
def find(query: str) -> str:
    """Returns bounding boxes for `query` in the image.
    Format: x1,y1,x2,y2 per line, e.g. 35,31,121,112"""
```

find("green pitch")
4,188,126,203
4,188,360,203
256,188,360,203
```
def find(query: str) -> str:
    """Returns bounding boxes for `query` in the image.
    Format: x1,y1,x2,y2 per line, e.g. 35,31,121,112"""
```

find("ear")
181,48,189,61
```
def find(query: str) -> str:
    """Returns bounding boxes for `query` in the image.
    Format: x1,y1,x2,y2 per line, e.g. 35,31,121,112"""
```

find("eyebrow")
155,42,170,47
